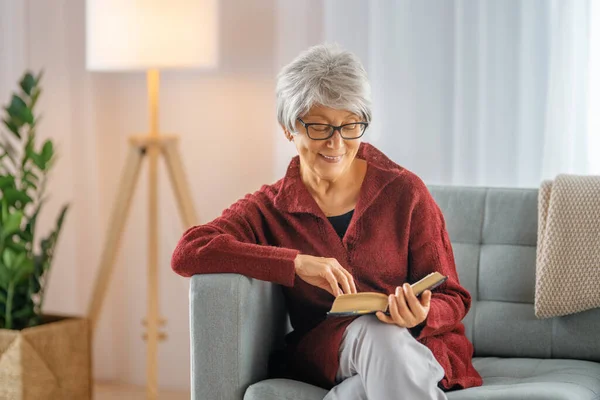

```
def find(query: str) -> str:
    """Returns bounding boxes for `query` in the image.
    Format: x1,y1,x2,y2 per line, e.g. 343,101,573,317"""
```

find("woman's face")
288,105,364,183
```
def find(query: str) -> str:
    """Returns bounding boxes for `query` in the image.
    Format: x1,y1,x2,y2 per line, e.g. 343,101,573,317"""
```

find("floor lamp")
84,1,217,398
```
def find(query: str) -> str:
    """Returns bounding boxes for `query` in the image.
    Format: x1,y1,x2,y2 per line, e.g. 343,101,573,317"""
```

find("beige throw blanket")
535,174,600,319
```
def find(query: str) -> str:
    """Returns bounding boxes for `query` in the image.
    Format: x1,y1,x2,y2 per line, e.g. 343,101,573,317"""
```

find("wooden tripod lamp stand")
85,0,218,398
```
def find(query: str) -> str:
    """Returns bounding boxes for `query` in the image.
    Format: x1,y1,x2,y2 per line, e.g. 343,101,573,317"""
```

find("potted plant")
0,71,91,399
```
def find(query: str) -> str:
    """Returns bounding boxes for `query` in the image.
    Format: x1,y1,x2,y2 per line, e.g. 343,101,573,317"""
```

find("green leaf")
24,202,42,241
13,252,27,268
31,88,42,110
2,211,23,238
26,148,46,170
10,288,31,308
40,237,50,252
5,95,26,114
5,240,28,253
6,95,33,125
20,73,36,96
13,283,28,297
33,254,43,274
0,175,15,190
2,248,16,269
2,118,21,138
36,204,68,277
29,273,41,295
56,204,68,230
1,197,8,221
41,140,54,164
5,114,23,128
0,265,11,289
13,257,33,284
12,302,34,319
3,188,33,209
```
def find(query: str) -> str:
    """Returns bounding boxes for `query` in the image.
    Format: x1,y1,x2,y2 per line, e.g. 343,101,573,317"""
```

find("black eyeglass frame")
296,118,369,140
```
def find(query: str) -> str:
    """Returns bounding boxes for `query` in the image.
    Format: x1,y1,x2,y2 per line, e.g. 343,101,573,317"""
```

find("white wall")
0,0,299,390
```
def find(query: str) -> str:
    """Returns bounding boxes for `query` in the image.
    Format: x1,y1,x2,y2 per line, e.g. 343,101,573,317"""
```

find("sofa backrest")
429,185,600,362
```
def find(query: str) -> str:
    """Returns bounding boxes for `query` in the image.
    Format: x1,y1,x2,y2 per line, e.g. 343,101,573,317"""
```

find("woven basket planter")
0,315,91,400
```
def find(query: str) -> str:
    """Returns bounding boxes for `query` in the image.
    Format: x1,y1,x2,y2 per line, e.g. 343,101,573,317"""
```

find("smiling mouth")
319,153,344,163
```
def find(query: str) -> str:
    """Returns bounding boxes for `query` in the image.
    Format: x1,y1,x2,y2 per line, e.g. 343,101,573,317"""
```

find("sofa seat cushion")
448,358,600,400
245,378,327,400
245,358,600,400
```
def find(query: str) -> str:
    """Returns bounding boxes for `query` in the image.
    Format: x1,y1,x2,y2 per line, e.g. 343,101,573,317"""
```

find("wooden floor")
94,382,190,400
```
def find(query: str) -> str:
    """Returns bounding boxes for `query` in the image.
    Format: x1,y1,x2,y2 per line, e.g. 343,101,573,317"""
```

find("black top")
327,209,355,239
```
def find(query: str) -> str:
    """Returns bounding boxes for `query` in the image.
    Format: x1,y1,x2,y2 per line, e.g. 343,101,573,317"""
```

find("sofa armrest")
190,273,289,400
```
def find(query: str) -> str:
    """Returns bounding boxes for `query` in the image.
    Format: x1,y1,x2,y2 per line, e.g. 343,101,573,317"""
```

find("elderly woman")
171,44,482,399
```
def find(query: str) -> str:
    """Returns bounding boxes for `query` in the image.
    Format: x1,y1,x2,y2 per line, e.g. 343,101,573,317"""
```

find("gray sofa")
190,186,600,400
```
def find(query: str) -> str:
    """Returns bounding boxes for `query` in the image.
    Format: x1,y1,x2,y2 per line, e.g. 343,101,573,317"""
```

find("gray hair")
276,43,372,134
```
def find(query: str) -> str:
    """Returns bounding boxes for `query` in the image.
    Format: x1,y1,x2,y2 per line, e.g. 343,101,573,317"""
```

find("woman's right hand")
294,254,357,297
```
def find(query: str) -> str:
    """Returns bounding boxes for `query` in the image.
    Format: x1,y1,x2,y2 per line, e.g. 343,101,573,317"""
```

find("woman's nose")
327,129,344,148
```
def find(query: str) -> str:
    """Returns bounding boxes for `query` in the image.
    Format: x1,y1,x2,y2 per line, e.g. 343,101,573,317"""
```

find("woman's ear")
281,124,294,142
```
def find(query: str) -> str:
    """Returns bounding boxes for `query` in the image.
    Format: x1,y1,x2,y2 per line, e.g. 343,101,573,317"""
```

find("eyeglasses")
296,118,368,141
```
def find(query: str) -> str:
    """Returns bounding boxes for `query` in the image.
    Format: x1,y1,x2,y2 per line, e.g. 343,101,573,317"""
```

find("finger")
403,283,424,320
331,265,352,295
324,270,341,297
395,286,415,325
420,290,432,310
388,294,408,327
395,287,416,327
376,311,394,324
341,268,357,293
331,260,357,294
339,268,357,294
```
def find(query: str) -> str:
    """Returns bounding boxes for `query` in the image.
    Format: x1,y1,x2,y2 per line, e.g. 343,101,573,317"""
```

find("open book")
327,272,448,317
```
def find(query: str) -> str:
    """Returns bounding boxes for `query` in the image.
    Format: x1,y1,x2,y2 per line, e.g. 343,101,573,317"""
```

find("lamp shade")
86,0,218,71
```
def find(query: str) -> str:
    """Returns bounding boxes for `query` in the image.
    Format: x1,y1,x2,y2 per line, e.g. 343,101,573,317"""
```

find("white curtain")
587,0,600,175
322,0,598,188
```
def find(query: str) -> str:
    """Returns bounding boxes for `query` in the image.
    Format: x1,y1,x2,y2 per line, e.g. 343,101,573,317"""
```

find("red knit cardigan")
171,142,483,391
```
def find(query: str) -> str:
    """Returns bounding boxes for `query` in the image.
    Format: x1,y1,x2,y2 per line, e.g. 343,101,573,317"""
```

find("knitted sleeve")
171,194,298,286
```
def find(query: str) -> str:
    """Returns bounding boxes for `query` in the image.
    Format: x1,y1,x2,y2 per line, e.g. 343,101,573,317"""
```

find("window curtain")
320,0,597,187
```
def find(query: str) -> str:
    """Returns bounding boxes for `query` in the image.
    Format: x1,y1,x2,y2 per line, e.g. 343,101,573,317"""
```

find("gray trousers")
323,315,448,400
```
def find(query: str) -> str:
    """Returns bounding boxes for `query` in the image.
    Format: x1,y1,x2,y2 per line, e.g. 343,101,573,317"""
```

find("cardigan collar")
274,142,403,218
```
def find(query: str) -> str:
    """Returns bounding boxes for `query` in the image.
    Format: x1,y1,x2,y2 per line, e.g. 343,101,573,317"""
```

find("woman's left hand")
376,283,431,329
